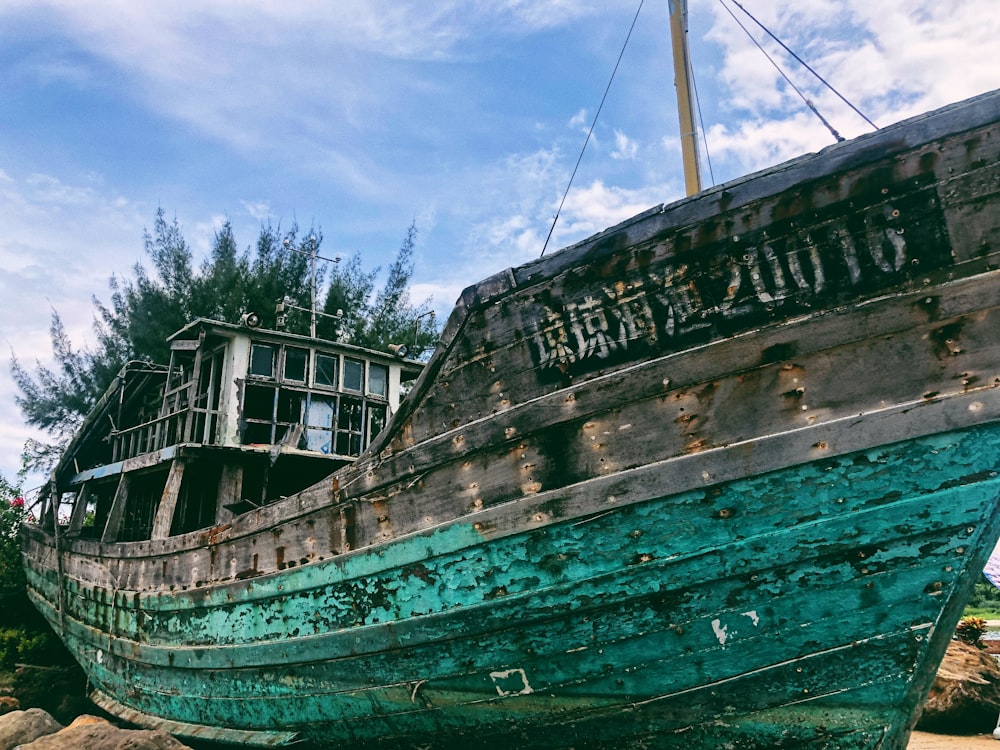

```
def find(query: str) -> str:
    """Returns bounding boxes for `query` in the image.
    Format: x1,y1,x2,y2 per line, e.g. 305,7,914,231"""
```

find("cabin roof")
169,317,425,375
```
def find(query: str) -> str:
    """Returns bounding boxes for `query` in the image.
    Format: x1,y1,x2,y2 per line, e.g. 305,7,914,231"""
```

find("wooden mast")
669,0,703,195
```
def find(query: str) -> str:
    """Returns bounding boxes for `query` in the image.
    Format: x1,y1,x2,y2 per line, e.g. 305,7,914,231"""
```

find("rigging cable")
726,0,877,131
719,0,844,142
718,0,844,142
689,45,716,187
540,0,645,258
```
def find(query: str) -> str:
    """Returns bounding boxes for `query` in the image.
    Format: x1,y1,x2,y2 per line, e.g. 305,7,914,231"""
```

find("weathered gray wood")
101,474,130,544
216,463,243,523
23,288,1000,595
66,484,89,537
150,459,185,540
181,341,204,443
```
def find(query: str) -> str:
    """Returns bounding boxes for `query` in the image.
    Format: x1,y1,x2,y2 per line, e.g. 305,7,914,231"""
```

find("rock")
0,708,62,750
11,666,91,725
0,699,19,718
62,715,107,729
14,715,193,750
917,639,1000,734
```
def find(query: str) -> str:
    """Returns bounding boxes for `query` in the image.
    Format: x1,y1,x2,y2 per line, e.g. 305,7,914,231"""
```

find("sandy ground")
909,731,999,748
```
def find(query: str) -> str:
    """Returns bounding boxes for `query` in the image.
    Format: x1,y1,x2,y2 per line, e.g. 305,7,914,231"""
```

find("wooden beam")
66,484,89,537
669,0,702,195
100,474,130,544
182,333,206,443
150,459,186,540
216,463,244,524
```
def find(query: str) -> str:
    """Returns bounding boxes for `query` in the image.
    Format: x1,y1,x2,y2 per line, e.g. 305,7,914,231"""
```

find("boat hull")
23,417,1000,748
21,88,1000,748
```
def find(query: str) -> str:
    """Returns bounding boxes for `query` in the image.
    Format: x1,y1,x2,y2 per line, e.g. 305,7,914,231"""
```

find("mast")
669,0,703,196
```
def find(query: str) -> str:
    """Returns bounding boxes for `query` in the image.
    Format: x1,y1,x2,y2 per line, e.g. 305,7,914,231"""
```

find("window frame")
248,342,277,379
367,362,389,399
342,357,364,393
282,346,309,383
313,352,340,390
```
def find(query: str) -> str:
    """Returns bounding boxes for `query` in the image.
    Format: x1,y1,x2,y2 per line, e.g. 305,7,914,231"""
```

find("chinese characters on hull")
530,183,951,376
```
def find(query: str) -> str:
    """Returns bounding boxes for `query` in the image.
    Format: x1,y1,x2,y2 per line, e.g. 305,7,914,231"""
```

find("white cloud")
0,168,146,483
611,130,638,161
557,179,666,241
241,201,272,222
702,0,1000,119
684,0,1000,186
705,111,835,175
568,109,590,131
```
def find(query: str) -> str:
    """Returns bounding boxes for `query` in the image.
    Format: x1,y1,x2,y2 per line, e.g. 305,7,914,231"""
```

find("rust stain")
628,552,656,566
929,321,966,359
197,523,232,546
761,342,798,364
956,372,979,391
694,382,717,404
914,295,941,321
401,564,435,584
684,438,711,454
484,585,508,600
236,553,261,580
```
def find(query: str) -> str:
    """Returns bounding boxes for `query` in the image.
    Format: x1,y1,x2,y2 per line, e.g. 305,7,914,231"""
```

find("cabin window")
241,383,304,446
243,384,275,421
276,389,303,423
368,363,388,398
283,347,309,382
343,358,364,392
305,396,335,454
249,343,276,378
303,393,386,458
242,383,276,445
367,403,387,442
192,346,226,445
335,396,364,456
315,353,338,388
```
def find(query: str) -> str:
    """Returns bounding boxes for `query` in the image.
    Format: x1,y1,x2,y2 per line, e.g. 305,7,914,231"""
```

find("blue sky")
2,0,999,490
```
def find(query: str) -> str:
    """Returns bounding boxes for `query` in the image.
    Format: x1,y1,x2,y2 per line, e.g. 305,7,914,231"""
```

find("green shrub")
966,580,1000,612
0,629,20,670
0,626,69,670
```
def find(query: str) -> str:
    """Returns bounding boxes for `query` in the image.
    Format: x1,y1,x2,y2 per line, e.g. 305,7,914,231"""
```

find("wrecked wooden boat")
21,88,1000,748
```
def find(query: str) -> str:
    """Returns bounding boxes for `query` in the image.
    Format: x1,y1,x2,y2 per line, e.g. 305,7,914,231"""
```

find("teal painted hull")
24,423,1000,748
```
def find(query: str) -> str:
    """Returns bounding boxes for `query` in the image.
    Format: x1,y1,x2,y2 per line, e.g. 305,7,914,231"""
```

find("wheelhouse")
43,318,423,542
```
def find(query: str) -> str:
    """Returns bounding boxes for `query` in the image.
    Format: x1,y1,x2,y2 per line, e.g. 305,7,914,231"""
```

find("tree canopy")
10,210,439,472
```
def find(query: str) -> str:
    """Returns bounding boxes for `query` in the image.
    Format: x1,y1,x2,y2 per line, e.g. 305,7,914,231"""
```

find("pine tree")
318,221,437,356
9,212,438,472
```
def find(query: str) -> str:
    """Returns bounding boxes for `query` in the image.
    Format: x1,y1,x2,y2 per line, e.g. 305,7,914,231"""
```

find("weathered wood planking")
20,88,1000,749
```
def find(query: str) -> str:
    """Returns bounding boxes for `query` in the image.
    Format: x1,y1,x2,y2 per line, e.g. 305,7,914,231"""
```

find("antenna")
283,236,341,338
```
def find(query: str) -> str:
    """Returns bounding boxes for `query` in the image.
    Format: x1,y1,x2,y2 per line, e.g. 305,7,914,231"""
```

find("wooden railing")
110,386,220,463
